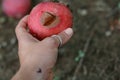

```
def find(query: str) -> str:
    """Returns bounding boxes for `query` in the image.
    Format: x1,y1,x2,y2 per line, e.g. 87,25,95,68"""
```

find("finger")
42,28,73,47
15,15,38,42
58,28,73,45
15,15,29,39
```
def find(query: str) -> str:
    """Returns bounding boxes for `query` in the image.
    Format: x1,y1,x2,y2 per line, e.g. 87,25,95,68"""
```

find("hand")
13,15,73,80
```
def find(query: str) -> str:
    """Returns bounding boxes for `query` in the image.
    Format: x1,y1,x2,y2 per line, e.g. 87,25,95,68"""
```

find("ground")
0,0,120,80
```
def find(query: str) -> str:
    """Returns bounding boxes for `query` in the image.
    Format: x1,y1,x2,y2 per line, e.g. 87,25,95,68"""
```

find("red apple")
28,2,73,40
2,0,31,18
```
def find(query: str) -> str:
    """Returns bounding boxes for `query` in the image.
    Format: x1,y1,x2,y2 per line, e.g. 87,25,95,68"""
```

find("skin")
11,15,73,80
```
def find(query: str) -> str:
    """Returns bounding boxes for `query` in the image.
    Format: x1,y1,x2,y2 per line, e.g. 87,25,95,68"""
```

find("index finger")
15,15,30,41
16,15,29,30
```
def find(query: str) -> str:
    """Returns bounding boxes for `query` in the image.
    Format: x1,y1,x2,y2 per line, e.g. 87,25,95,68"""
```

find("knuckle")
58,32,70,44
62,32,70,39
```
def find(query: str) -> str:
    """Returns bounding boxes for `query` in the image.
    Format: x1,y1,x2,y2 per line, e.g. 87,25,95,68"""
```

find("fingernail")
64,28,73,35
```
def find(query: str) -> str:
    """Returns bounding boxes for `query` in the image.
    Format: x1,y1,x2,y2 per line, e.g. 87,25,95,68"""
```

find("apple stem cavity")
41,12,60,28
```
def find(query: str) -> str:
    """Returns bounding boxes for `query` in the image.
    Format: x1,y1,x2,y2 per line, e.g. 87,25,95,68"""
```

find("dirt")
0,0,120,80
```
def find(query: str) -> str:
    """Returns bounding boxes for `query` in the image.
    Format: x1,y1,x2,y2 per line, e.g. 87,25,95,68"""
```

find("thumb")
42,28,73,47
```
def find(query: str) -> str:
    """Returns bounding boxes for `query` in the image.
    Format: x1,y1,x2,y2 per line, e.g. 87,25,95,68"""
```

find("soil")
0,0,120,80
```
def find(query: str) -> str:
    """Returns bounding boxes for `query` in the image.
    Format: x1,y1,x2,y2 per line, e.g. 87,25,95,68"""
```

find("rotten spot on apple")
40,12,60,28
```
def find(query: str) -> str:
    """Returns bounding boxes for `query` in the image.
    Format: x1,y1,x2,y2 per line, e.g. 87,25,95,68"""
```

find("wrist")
12,63,53,80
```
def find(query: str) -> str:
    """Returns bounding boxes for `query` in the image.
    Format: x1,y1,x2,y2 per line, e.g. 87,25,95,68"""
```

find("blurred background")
0,0,120,80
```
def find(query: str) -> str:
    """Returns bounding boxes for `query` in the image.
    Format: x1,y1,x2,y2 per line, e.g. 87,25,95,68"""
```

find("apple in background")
2,0,31,19
28,2,73,40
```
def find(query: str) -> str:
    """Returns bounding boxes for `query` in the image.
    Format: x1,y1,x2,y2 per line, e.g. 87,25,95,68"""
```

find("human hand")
14,15,73,80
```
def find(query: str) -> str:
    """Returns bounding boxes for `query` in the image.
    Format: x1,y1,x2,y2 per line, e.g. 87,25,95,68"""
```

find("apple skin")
2,0,31,18
28,2,73,40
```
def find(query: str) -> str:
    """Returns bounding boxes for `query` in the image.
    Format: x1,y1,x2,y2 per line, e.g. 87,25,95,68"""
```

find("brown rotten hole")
40,12,60,28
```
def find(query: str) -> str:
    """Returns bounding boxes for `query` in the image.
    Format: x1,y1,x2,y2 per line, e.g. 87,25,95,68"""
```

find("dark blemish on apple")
37,68,42,73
